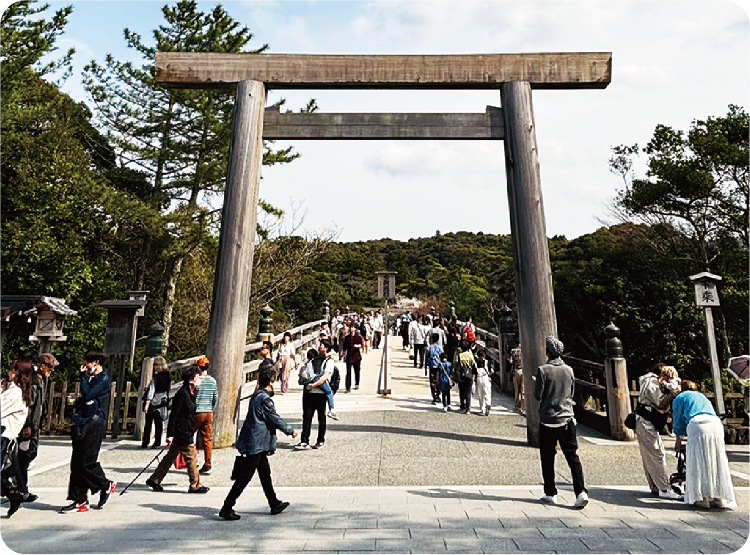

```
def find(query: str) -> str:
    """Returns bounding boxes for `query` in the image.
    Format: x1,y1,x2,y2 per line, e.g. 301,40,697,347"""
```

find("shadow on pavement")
327,423,528,447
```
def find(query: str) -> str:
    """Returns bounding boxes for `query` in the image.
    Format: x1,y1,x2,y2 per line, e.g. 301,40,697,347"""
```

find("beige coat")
1,383,28,440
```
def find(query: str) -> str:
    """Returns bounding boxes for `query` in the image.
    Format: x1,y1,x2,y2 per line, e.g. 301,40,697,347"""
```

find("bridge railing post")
604,323,635,441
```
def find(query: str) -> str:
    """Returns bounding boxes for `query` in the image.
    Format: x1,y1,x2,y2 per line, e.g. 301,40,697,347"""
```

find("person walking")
672,383,736,509
635,363,683,499
146,366,209,494
445,316,460,364
295,339,335,450
194,356,217,475
17,353,57,504
453,347,476,414
342,326,363,393
510,341,524,412
276,332,298,394
474,349,493,416
424,333,443,405
409,315,428,371
219,365,298,520
462,316,476,351
141,356,171,449
61,350,118,513
535,337,588,509
438,353,454,412
2,359,31,517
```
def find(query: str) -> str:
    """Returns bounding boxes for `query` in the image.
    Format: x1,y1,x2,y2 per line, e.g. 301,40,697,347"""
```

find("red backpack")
464,325,475,342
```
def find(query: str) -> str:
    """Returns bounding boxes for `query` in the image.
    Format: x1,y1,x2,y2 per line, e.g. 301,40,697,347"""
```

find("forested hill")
279,225,748,383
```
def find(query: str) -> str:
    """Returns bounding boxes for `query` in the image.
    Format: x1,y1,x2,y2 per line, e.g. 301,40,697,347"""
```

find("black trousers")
373,331,382,348
539,421,587,497
301,392,327,445
17,437,39,495
142,409,163,447
441,390,451,408
68,421,109,503
428,367,440,402
345,361,361,391
458,380,472,411
413,344,426,368
222,453,280,510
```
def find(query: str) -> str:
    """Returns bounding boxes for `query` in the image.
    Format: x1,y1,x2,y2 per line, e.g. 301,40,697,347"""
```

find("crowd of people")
0,309,739,519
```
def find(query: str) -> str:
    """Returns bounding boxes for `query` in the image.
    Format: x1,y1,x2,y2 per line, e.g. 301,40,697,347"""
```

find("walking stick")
119,447,166,495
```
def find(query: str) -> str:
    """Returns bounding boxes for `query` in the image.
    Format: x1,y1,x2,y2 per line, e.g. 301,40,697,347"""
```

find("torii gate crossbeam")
154,52,612,448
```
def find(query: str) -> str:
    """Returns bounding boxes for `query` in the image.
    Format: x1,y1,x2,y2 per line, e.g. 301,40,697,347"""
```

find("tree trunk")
161,254,184,352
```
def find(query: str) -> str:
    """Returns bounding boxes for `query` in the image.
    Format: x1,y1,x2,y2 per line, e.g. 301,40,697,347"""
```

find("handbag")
173,445,200,470
231,455,252,480
624,412,636,430
635,403,668,429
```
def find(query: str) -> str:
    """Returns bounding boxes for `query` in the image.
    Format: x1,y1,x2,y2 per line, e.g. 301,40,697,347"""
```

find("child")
438,353,453,412
474,349,493,416
219,365,298,520
300,348,338,420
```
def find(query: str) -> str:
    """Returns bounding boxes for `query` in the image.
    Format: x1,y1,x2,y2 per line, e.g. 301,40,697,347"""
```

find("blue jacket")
71,371,111,427
671,390,716,436
236,389,293,456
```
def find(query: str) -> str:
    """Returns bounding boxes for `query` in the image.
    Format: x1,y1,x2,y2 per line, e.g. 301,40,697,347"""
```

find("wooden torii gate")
156,52,612,448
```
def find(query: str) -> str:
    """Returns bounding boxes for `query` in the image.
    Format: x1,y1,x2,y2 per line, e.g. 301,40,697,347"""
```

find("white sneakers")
542,492,588,509
659,489,683,500
574,492,589,509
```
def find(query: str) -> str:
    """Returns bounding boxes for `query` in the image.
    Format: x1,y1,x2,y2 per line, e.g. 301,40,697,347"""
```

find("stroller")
669,439,686,495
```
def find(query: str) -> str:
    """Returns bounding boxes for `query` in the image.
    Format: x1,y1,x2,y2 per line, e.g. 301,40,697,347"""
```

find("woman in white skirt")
672,381,736,509
275,332,298,394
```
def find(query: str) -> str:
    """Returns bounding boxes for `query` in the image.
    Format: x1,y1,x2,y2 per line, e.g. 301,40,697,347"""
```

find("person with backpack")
452,347,476,414
295,339,336,450
141,356,171,449
298,348,339,420
462,317,476,351
424,333,443,405
438,353,454,412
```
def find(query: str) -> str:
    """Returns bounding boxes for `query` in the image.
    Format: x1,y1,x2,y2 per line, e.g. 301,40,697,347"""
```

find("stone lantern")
27,297,77,353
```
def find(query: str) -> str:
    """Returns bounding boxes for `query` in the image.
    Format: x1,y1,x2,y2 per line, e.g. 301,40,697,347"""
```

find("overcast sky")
33,0,750,242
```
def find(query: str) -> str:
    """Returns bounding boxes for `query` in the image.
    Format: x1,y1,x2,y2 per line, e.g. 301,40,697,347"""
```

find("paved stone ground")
2,335,748,554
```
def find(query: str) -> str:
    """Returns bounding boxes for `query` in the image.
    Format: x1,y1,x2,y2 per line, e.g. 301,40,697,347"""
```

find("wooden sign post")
690,272,725,415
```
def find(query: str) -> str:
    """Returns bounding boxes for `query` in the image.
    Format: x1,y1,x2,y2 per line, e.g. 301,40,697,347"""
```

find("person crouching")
145,366,209,494
219,365,298,520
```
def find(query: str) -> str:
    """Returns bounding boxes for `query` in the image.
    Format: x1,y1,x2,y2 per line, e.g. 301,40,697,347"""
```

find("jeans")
428,367,440,402
149,442,201,491
222,452,280,510
345,361,361,391
301,391,327,445
441,390,451,408
194,412,213,466
539,420,587,497
68,421,109,503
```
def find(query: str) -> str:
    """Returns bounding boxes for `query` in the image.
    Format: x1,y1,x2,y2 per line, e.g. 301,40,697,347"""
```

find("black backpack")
329,365,341,394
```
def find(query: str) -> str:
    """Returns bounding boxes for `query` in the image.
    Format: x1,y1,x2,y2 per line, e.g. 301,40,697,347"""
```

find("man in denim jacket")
219,365,298,520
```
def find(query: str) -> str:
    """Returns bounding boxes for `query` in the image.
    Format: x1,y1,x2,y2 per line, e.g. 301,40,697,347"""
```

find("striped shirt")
195,375,218,414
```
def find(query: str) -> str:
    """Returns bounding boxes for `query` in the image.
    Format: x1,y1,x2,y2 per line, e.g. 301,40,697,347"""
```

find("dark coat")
167,383,196,446
236,389,293,456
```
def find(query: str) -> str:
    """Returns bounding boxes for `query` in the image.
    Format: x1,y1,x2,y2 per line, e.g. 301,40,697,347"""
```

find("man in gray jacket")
534,336,588,509
219,365,298,521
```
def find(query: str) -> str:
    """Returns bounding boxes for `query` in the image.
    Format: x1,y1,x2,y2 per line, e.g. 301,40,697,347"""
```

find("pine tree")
82,1,308,349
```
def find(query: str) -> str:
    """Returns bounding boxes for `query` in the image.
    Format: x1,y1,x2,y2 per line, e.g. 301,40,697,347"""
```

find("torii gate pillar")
501,82,557,447
206,80,266,448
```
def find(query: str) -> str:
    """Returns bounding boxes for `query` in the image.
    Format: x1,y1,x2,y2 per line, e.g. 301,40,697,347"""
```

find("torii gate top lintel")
155,52,611,90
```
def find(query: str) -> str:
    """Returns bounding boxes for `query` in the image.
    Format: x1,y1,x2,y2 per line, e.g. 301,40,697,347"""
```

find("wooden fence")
42,379,140,435
40,316,344,437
